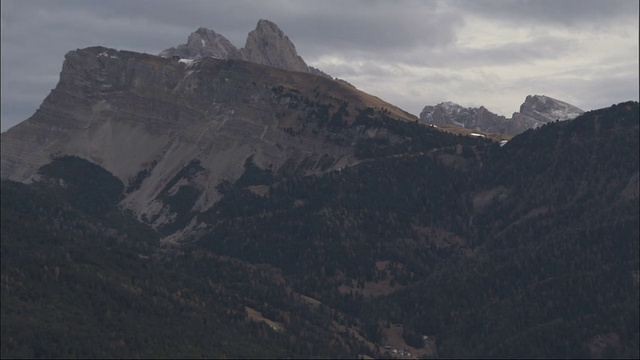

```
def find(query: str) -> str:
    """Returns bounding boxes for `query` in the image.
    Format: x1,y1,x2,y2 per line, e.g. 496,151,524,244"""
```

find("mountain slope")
3,101,636,358
0,45,425,239
196,101,640,358
382,102,639,357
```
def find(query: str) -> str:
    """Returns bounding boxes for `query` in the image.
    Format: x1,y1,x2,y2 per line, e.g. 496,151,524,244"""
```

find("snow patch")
98,51,119,59
549,107,582,121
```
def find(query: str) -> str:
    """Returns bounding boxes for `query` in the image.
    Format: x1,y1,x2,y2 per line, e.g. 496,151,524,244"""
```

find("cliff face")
240,19,310,73
420,95,584,136
0,46,417,238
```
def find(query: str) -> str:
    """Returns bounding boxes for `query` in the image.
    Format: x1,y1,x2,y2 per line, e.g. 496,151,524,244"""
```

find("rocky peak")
159,27,241,60
159,20,330,77
240,19,310,73
517,95,584,123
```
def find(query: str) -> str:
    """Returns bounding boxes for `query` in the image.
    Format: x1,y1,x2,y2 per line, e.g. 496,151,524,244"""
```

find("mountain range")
420,95,585,136
1,19,638,359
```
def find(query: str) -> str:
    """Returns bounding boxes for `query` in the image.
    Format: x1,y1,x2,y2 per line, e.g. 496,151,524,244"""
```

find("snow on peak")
522,94,584,122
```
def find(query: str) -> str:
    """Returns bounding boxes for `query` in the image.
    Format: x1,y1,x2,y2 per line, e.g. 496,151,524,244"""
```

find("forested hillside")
2,102,638,358
0,165,373,358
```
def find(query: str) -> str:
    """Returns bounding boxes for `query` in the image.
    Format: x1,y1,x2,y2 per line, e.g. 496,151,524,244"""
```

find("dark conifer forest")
2,102,638,358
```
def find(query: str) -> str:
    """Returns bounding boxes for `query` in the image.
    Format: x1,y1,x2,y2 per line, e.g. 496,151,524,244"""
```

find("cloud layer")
2,0,638,131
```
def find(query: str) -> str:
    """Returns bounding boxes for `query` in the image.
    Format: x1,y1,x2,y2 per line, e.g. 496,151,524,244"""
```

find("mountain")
160,19,330,77
511,94,585,131
420,95,584,135
3,101,638,358
0,43,432,241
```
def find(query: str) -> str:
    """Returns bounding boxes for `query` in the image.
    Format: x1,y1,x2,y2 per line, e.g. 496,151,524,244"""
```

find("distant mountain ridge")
160,19,330,78
420,95,584,135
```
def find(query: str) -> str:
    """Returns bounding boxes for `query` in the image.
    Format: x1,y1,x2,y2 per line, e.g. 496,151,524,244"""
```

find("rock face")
0,46,416,240
240,19,309,73
160,19,330,77
512,94,584,127
420,102,508,134
420,95,584,136
159,27,242,60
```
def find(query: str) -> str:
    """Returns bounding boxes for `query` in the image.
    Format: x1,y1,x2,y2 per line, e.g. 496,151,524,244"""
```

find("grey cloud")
283,1,464,58
425,35,580,68
494,64,640,111
1,0,638,131
323,33,581,74
457,0,639,28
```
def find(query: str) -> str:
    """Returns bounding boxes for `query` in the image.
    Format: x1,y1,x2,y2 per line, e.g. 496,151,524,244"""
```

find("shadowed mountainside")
2,102,638,358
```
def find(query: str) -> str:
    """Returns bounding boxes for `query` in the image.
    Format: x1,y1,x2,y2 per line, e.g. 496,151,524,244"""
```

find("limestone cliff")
1,46,416,239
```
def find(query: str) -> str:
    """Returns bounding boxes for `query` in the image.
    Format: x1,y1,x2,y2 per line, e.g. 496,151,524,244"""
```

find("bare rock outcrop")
240,19,310,73
159,20,330,77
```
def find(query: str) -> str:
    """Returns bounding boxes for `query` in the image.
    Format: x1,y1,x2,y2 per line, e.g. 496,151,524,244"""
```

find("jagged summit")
240,19,309,73
159,27,241,60
420,95,584,136
516,95,584,123
159,19,329,77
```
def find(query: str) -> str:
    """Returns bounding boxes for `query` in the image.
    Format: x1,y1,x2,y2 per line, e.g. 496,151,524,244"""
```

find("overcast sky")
1,0,638,132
